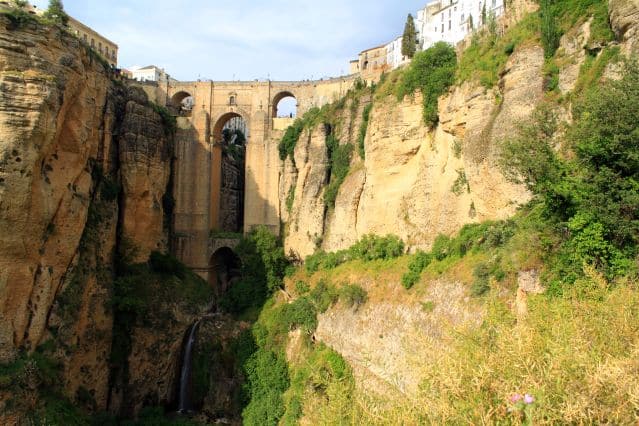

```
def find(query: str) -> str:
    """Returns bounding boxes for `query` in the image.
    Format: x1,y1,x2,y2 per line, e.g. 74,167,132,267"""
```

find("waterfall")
177,319,201,413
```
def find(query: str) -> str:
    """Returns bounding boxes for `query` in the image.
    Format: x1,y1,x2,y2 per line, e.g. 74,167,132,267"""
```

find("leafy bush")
149,251,186,278
339,284,368,308
278,107,324,162
501,63,639,290
309,279,338,313
279,297,318,334
358,103,373,159
396,42,457,126
401,251,432,289
348,234,405,261
294,280,310,295
324,134,353,208
242,351,289,425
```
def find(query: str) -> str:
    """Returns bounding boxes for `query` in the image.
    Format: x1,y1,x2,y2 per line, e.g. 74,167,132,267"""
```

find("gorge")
1,0,639,424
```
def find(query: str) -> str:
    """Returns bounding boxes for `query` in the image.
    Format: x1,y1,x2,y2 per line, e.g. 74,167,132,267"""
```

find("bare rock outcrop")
609,0,639,54
282,46,541,257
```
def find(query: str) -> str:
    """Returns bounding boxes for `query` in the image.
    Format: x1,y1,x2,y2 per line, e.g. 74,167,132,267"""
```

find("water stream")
177,319,201,413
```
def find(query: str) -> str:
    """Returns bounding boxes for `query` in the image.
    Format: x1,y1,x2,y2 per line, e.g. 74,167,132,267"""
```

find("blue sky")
32,0,427,82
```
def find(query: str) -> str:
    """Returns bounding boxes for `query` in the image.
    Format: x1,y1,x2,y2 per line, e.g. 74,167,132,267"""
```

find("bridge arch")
170,91,194,115
208,246,241,295
272,91,297,118
212,112,249,143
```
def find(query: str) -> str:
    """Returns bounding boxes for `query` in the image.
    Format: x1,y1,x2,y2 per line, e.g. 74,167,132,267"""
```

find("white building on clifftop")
418,0,505,49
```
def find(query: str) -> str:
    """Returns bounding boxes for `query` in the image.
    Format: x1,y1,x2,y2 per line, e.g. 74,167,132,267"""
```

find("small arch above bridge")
272,91,297,118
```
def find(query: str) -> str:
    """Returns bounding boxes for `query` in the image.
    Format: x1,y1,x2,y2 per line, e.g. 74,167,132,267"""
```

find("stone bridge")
150,76,357,282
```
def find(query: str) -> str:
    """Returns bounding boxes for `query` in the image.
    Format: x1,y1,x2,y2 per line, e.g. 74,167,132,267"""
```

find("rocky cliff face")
280,46,542,258
0,16,179,418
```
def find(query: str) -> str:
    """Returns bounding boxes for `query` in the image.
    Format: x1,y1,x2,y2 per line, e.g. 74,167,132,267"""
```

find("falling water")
177,319,201,413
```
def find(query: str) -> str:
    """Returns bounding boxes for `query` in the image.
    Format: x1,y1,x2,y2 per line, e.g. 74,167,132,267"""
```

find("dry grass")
292,263,639,425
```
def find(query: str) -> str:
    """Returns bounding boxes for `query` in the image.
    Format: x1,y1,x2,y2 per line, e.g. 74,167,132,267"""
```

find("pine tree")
401,14,417,59
44,0,69,26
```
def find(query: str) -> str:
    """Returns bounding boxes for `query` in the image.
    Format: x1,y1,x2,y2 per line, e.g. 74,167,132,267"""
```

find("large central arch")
210,112,248,233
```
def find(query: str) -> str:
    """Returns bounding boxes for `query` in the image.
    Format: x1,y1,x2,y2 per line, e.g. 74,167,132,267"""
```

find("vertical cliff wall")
0,15,177,416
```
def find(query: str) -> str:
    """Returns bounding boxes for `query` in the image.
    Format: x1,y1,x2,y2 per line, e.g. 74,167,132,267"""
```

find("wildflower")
524,394,535,404
510,393,523,403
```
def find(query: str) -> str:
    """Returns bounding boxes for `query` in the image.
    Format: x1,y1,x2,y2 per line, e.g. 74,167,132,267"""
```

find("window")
83,34,87,42
229,96,236,105
449,20,451,30
441,23,444,33
461,13,465,22
441,13,444,21
91,39,95,47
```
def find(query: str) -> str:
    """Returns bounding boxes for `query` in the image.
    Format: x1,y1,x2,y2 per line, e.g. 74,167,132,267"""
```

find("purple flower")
510,393,523,403
524,394,535,404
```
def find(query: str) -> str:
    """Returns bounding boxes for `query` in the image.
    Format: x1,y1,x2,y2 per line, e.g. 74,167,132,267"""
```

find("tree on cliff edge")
44,0,69,26
402,14,417,59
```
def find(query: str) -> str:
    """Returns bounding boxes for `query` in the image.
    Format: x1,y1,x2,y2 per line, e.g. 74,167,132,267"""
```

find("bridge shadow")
170,114,281,299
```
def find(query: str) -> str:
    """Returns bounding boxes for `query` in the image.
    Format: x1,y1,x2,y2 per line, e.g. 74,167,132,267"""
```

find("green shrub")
279,297,318,334
396,42,457,126
294,280,310,295
324,134,353,208
451,169,470,195
401,251,432,289
242,350,289,425
471,263,492,296
348,234,405,261
358,103,373,159
149,251,186,278
310,279,338,313
339,284,368,308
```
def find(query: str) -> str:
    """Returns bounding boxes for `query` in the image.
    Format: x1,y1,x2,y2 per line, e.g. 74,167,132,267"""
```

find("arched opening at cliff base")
273,91,297,118
212,113,248,233
209,247,241,295
170,91,194,116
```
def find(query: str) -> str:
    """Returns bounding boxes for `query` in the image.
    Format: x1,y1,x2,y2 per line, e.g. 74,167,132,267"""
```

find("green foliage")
457,13,539,88
339,284,368,308
305,234,404,273
220,226,288,315
401,251,432,289
278,107,323,162
324,134,353,208
280,344,354,425
396,42,457,126
543,59,560,92
349,234,405,261
501,62,639,292
401,14,417,58
242,349,289,425
151,103,177,136
278,297,318,334
572,46,621,96
309,279,338,313
471,258,505,296
285,186,295,213
294,280,310,295
540,0,560,58
43,0,68,26
452,139,462,158
358,103,373,159
2,5,39,28
451,169,470,195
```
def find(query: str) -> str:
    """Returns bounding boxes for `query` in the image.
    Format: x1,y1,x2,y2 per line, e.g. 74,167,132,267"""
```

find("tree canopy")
44,0,69,26
401,14,417,59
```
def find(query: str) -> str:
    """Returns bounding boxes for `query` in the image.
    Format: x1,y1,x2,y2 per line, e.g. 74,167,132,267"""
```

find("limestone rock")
609,0,639,54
